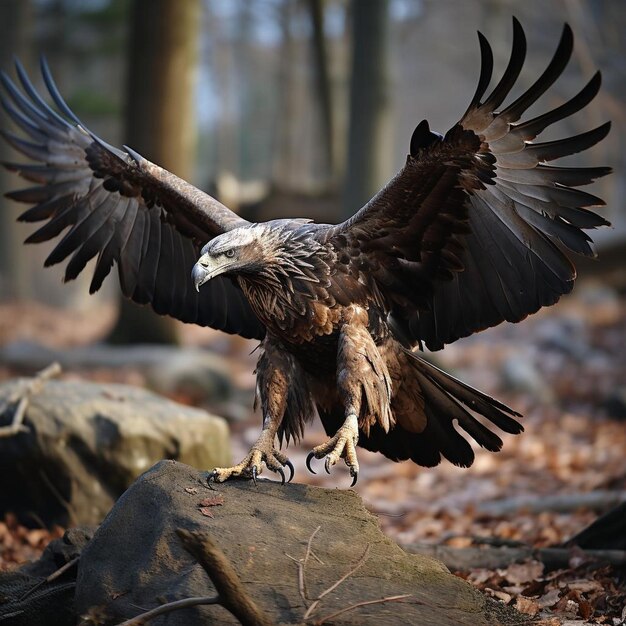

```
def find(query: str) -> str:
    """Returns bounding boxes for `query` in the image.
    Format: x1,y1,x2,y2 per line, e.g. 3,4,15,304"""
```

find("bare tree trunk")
307,0,335,189
342,0,392,218
108,0,201,344
271,0,297,190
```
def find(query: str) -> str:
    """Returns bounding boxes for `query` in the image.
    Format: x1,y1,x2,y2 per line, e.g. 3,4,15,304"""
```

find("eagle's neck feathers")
236,224,334,334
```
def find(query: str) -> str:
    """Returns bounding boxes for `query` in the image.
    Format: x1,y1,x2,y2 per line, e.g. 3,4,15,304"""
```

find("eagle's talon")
276,467,286,485
208,441,294,485
305,451,317,475
324,457,332,474
307,413,360,484
350,468,358,487
284,459,295,483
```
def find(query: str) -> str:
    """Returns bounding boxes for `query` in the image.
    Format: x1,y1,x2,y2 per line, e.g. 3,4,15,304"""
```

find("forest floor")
1,278,625,624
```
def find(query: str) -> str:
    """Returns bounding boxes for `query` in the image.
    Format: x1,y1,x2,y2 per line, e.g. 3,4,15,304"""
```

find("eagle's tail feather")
401,350,522,467
350,349,523,469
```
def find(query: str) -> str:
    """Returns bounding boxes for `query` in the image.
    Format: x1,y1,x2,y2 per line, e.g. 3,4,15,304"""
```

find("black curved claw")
350,469,358,488
324,458,332,475
251,465,258,486
306,451,317,475
276,467,286,485
284,459,295,483
206,470,219,485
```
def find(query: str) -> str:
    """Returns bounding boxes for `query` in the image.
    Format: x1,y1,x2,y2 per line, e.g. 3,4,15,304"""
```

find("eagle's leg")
207,418,293,484
306,411,360,486
208,341,294,484
306,306,392,486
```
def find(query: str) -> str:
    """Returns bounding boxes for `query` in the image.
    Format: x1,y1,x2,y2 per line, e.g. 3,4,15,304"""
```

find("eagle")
1,18,610,486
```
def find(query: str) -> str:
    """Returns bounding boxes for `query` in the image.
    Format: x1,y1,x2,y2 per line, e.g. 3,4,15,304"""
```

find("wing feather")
322,18,610,351
1,59,264,339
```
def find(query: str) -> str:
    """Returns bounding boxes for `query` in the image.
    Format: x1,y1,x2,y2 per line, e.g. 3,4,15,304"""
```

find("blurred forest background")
0,0,624,339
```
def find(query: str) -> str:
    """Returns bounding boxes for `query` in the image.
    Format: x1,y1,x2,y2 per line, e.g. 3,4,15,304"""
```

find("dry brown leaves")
198,494,225,518
0,513,64,570
460,560,626,623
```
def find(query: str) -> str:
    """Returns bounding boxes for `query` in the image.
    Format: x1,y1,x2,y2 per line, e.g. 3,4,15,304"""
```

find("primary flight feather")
1,18,610,485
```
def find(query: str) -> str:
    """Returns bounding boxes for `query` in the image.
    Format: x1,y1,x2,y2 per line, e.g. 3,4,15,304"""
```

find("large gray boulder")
0,380,230,526
74,460,520,625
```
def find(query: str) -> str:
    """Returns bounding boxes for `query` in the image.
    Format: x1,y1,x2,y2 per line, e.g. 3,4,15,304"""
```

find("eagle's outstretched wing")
1,59,265,340
324,18,610,351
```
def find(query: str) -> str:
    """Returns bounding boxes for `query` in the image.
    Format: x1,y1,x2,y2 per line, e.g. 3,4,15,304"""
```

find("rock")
0,380,231,526
0,341,233,402
74,460,521,625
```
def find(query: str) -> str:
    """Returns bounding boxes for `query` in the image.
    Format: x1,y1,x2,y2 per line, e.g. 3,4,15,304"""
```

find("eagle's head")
193,220,324,294
192,225,269,291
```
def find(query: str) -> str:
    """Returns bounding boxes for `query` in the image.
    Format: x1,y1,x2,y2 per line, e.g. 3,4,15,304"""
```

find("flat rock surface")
0,380,230,526
75,460,520,625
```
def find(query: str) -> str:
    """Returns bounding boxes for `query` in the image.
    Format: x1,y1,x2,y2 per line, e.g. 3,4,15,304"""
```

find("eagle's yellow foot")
208,435,294,485
306,413,360,486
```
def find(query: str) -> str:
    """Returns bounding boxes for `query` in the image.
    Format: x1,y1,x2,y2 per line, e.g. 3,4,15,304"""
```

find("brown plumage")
1,19,611,485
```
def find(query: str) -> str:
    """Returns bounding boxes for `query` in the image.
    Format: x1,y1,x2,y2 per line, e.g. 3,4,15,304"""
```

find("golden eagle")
1,19,610,486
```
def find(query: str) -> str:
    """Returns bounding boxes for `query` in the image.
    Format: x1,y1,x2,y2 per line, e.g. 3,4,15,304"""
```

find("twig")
0,362,62,438
118,596,221,626
19,556,80,601
314,594,412,625
288,529,413,623
176,528,273,626
304,526,322,566
285,525,322,608
303,544,371,620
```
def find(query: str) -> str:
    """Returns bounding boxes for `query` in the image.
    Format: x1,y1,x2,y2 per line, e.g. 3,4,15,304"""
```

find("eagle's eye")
225,249,235,258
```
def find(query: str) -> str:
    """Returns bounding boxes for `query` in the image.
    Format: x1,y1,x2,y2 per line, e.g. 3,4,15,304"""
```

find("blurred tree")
342,0,392,218
108,0,201,344
0,0,31,299
307,0,335,189
270,0,297,190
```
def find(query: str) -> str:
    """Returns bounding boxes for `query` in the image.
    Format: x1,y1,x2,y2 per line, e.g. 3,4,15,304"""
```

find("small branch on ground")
19,555,80,601
118,529,272,626
303,544,371,620
286,527,404,623
313,594,412,625
285,525,321,608
176,528,273,626
405,543,626,571
117,596,221,626
0,362,62,438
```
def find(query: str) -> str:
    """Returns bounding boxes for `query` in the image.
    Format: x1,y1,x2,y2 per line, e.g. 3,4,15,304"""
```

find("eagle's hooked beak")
192,256,230,292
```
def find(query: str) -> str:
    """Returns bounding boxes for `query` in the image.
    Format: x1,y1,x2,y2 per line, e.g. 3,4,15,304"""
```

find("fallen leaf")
198,495,224,508
485,588,512,603
553,595,579,618
515,596,540,616
503,560,544,584
538,588,562,608
199,507,214,518
184,487,198,495
567,579,604,593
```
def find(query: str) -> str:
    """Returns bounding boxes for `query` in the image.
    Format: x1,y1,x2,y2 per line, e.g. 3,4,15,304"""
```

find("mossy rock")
75,460,523,625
